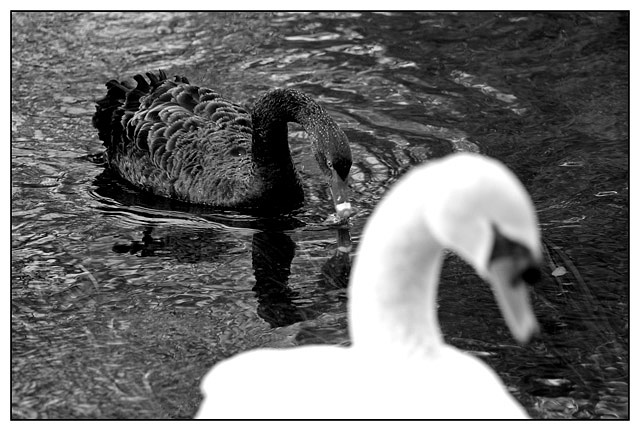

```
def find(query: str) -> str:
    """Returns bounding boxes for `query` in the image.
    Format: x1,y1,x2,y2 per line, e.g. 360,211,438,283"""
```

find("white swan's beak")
330,169,353,219
486,257,540,344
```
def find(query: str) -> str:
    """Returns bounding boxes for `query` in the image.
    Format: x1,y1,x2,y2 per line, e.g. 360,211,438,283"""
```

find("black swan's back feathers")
93,70,351,212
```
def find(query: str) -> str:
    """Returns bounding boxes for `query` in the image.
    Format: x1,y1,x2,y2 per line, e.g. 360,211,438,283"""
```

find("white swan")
196,153,542,419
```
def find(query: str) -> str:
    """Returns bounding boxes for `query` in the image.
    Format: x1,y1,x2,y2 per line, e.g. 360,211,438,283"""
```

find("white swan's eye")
521,267,541,285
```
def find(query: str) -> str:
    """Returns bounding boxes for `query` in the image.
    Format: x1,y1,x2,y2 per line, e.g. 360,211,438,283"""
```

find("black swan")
92,71,353,217
196,153,542,419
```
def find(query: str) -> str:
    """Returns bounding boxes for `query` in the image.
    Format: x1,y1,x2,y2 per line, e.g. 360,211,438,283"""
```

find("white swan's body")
196,153,542,419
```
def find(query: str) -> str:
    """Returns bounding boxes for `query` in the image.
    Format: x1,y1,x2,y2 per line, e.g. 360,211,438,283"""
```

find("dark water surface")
11,12,628,419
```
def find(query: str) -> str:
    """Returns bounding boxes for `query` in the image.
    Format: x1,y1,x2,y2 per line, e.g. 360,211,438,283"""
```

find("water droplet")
552,266,567,277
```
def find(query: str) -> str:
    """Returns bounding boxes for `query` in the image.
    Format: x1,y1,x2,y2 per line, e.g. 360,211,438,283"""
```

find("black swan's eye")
521,266,541,285
227,146,246,157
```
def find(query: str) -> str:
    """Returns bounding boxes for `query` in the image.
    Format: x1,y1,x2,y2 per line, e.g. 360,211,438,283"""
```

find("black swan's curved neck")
250,89,348,170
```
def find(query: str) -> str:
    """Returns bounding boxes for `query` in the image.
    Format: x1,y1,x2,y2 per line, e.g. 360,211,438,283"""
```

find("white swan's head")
422,154,542,344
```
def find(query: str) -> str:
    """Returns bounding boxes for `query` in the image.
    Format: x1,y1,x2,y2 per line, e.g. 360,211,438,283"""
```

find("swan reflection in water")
110,225,352,329
93,168,352,328
251,229,351,327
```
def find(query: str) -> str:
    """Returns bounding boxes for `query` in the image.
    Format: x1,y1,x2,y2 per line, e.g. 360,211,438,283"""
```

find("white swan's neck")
349,169,445,356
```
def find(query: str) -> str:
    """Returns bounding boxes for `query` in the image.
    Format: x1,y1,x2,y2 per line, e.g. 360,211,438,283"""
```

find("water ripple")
11,11,628,419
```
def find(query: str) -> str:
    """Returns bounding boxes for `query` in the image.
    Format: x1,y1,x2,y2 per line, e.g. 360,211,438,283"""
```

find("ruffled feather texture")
93,71,352,213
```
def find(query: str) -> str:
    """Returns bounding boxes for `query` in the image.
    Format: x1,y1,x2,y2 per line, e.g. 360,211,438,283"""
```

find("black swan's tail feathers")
146,70,170,86
92,79,131,145
172,74,189,85
93,70,187,152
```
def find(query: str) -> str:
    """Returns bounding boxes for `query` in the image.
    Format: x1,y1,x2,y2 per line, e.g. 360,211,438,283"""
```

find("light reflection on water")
12,12,627,419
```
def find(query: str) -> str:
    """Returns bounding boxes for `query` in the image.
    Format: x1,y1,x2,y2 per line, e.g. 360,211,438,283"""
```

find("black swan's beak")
330,169,353,219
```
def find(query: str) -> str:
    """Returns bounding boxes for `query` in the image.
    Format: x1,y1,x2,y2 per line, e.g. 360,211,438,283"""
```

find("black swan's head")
252,88,354,219
313,124,353,219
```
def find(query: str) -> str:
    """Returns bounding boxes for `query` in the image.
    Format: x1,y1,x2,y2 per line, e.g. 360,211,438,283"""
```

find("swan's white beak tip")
336,202,354,219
